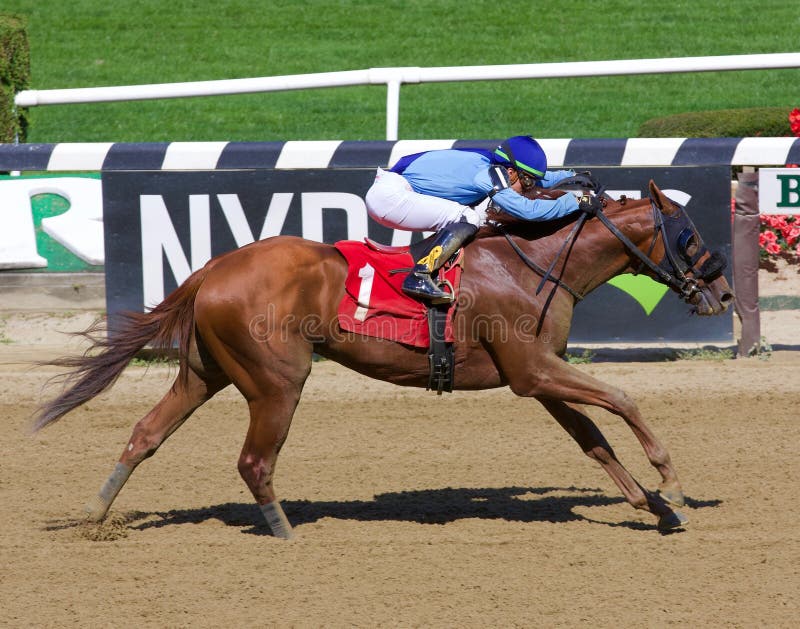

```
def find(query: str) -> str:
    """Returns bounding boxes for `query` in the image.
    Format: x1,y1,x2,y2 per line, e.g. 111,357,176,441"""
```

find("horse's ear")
648,180,674,214
648,180,662,207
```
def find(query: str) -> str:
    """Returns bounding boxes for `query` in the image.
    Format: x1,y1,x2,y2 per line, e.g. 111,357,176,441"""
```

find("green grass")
760,295,800,311
129,355,177,367
675,347,734,361
565,349,595,364
4,0,800,142
0,316,10,344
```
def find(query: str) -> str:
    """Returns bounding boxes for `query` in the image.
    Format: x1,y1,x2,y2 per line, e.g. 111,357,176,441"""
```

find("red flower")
790,108,800,138
785,226,800,246
758,213,800,257
765,215,793,231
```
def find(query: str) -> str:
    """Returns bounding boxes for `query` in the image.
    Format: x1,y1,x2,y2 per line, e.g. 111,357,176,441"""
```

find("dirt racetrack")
1,312,799,628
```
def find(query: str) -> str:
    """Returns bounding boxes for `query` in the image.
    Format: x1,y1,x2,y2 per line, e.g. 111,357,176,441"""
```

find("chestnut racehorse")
34,180,732,538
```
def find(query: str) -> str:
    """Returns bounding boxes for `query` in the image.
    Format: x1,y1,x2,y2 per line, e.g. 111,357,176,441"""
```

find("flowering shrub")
759,214,800,260
758,109,800,262
790,108,800,138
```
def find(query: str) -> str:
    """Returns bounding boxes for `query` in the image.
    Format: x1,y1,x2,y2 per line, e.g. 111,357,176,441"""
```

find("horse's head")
645,180,733,316
481,177,733,316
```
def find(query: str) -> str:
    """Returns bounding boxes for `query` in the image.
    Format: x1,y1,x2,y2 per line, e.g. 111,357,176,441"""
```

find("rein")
491,173,599,302
495,223,585,301
592,199,701,301
496,180,708,304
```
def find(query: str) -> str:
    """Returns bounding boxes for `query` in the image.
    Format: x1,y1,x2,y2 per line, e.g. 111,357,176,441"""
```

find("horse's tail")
32,265,210,433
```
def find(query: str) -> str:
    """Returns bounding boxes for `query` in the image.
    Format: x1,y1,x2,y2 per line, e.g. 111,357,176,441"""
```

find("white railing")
14,53,800,141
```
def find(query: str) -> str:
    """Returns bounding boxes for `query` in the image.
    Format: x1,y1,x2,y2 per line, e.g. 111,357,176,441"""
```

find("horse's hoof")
84,494,109,522
658,487,686,507
260,501,295,540
658,510,688,531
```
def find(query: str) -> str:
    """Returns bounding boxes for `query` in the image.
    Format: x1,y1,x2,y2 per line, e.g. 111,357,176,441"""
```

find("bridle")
597,196,727,302
497,177,727,304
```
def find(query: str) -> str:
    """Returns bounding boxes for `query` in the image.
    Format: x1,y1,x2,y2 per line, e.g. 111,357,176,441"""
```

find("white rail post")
385,79,401,141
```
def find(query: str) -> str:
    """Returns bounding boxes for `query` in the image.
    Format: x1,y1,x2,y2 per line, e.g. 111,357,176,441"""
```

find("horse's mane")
476,214,579,242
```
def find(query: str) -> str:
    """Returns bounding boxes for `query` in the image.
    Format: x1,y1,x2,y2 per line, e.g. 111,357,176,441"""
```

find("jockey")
365,135,582,303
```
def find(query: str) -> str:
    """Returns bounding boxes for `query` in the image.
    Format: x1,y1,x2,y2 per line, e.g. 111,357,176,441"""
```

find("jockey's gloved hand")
578,194,603,216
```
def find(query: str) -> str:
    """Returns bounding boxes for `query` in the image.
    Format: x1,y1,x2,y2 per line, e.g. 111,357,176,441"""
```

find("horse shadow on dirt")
101,486,720,535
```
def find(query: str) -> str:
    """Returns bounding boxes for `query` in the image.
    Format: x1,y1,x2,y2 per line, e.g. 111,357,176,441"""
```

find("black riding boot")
402,221,478,303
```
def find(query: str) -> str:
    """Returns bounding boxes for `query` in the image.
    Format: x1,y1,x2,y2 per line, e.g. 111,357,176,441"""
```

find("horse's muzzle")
690,275,734,316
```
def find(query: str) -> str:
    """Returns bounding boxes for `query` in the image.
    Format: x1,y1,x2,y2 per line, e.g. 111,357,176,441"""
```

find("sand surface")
1,304,798,627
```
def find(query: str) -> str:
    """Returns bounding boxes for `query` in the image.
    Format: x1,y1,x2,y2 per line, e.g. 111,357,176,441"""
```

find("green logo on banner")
607,273,669,315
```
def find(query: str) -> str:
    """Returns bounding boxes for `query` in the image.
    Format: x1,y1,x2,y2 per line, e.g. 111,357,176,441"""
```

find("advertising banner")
103,166,732,342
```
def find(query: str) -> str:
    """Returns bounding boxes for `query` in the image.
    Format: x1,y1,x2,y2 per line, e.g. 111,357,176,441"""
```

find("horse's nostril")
715,291,734,312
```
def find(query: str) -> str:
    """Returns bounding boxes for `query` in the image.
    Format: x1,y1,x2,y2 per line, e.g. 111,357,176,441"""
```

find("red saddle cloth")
334,239,463,348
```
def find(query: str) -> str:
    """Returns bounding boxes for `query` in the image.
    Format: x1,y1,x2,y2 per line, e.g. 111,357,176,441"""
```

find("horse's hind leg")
235,394,298,538
234,362,312,539
537,398,687,531
85,365,226,521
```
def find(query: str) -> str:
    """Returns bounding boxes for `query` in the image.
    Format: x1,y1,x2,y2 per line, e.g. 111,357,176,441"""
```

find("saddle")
334,238,464,393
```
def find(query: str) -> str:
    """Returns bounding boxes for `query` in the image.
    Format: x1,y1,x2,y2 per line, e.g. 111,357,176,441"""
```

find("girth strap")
426,304,454,394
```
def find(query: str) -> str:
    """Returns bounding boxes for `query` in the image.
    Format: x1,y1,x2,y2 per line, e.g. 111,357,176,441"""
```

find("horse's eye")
683,234,698,258
677,229,698,260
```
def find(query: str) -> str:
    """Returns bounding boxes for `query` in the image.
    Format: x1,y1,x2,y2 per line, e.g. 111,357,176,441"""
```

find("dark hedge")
637,107,793,138
0,13,30,143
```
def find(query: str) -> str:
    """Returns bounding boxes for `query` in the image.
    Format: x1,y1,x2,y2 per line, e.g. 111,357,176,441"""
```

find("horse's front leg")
536,397,687,530
522,355,684,502
504,352,686,522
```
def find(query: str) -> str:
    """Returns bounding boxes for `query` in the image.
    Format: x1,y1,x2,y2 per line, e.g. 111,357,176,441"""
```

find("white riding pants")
365,168,483,232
